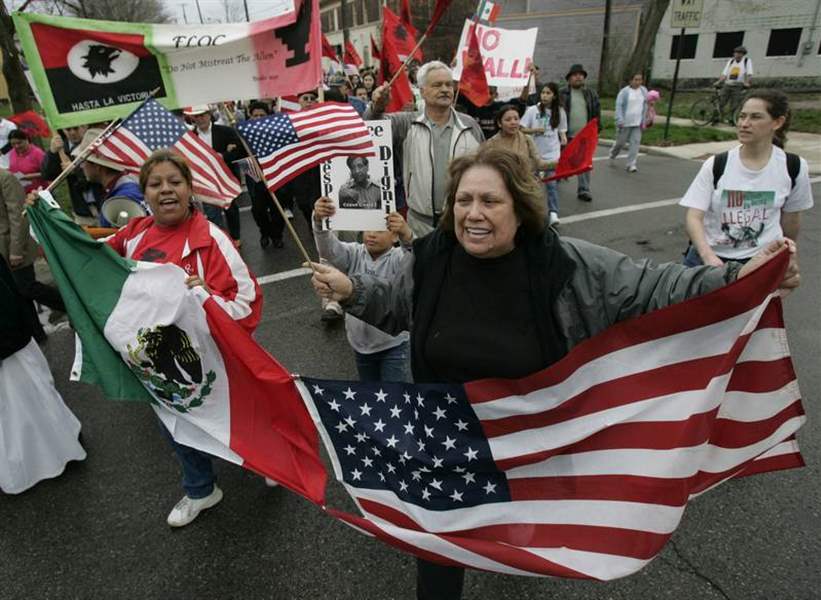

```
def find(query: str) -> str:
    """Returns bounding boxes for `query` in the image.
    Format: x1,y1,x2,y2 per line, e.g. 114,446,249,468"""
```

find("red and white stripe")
258,103,375,191
94,129,241,208
319,253,805,580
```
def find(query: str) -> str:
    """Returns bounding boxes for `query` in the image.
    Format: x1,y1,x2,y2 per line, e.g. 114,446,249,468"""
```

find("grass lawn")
601,91,821,133
600,116,737,146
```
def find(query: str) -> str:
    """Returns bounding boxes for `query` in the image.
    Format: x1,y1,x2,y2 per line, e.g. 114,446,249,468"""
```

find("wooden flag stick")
234,133,318,273
44,118,121,193
386,32,427,88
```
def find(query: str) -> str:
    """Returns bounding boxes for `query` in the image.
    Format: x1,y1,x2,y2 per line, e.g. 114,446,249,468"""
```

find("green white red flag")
13,0,321,128
26,194,327,504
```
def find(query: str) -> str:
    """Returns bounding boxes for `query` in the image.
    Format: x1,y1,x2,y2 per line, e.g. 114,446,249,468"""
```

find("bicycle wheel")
690,98,717,127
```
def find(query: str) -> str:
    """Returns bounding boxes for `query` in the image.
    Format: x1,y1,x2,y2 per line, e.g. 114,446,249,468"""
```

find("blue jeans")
544,170,559,214
157,417,215,499
355,341,411,383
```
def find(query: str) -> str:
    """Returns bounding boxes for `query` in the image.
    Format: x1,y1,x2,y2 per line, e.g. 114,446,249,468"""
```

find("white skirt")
0,338,86,494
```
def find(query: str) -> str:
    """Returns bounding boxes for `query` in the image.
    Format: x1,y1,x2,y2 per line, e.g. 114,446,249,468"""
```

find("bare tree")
219,0,246,23
1,1,34,112
44,0,172,23
620,0,671,86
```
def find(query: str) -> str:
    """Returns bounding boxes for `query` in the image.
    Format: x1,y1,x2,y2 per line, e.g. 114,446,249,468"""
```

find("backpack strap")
785,152,801,190
712,151,729,188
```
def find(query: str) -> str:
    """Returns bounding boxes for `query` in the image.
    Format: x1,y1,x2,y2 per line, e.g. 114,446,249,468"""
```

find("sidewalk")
601,110,821,174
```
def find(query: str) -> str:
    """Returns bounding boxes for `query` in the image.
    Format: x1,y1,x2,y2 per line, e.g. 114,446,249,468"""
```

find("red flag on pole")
382,6,422,62
379,20,414,112
344,39,363,68
370,34,381,61
399,0,417,36
9,110,51,138
424,0,456,37
321,34,338,61
458,24,491,108
546,119,599,181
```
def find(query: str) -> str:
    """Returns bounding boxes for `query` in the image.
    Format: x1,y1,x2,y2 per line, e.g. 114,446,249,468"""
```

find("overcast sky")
164,0,294,24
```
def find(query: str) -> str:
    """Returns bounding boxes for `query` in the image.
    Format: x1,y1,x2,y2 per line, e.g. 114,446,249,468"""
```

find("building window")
365,0,380,23
766,28,802,56
670,34,698,59
713,31,744,58
321,9,335,32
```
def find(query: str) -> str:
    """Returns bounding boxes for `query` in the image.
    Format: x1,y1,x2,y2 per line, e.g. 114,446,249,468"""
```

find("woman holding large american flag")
309,146,800,599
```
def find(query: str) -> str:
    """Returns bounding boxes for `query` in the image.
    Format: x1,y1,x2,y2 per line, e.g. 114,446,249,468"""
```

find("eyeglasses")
300,95,318,102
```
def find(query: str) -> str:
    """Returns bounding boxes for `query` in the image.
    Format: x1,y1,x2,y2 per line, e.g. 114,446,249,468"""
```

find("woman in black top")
309,147,799,599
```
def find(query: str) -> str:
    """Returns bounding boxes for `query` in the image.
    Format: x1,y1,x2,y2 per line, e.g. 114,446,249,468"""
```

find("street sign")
670,0,703,29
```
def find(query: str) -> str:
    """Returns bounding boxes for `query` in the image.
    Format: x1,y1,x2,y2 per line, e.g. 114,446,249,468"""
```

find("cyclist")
680,90,813,267
715,45,752,123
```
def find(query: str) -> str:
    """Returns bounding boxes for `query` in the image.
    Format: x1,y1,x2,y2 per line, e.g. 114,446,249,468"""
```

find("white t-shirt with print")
722,57,753,85
521,105,567,162
680,145,814,260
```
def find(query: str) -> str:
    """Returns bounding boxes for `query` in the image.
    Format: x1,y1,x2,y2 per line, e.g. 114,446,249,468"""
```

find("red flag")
344,39,363,68
458,24,491,108
399,0,417,36
9,110,51,138
546,119,599,181
382,6,422,63
299,250,804,578
379,19,414,112
424,0,456,37
321,33,338,61
370,34,381,61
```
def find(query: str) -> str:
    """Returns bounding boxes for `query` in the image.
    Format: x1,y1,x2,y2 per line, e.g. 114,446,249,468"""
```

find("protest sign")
452,19,537,89
13,0,320,128
319,120,394,232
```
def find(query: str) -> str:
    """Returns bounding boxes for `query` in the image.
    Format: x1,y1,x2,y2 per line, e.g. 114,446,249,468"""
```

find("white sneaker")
264,477,279,487
166,485,223,527
548,211,560,226
627,165,638,173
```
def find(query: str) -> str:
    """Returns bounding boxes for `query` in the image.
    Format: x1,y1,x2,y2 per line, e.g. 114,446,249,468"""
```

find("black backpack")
711,150,801,190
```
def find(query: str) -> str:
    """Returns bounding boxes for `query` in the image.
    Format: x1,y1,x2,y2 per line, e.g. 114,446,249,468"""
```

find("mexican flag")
26,194,327,504
13,0,321,128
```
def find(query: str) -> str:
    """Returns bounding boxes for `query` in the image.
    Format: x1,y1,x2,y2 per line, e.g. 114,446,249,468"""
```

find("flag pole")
385,33,426,88
44,118,122,193
43,87,162,193
219,102,318,270
239,137,318,272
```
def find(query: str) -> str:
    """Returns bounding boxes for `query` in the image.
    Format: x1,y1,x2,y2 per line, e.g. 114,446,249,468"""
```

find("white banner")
452,20,537,89
319,120,394,232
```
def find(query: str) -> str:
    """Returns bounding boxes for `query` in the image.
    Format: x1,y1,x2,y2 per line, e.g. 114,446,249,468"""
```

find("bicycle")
689,86,745,127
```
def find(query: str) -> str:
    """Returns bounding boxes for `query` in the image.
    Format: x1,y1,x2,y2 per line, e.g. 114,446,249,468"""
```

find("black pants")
12,264,66,341
250,182,285,242
224,198,241,241
416,558,465,600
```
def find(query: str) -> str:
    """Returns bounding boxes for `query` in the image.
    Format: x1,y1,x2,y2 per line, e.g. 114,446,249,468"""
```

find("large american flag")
237,102,375,192
92,99,241,207
297,253,805,580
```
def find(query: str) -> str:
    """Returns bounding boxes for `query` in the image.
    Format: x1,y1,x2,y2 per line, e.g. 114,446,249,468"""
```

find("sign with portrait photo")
319,120,394,232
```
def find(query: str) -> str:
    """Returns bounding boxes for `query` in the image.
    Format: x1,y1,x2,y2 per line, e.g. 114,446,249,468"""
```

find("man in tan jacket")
0,169,64,340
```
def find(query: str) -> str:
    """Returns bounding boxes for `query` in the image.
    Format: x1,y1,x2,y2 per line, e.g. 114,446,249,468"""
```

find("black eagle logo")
82,44,122,78
394,24,408,42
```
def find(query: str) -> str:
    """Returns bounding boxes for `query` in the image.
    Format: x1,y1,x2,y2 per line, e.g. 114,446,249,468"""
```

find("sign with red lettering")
452,20,537,89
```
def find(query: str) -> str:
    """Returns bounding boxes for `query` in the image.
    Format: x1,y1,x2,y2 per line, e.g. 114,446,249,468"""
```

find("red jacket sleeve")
197,223,262,333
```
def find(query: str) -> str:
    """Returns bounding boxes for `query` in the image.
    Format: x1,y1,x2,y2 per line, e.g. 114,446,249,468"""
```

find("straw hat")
71,128,125,171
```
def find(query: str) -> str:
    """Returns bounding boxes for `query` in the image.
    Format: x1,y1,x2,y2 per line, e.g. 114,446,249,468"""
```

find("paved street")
2,147,819,600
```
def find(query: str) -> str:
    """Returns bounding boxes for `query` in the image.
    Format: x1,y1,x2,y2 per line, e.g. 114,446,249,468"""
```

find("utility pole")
195,0,205,24
339,0,350,49
597,0,612,95
243,0,250,22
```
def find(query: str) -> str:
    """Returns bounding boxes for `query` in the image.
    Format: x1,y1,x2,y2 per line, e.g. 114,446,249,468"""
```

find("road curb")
599,138,704,161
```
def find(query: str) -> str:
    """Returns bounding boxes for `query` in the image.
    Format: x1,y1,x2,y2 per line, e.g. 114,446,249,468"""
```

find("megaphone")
101,197,148,227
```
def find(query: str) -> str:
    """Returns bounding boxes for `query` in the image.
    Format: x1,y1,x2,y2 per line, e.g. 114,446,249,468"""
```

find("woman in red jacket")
107,149,262,527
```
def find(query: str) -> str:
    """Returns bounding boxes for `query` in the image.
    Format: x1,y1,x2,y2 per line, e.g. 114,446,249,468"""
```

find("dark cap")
565,63,588,80
734,45,747,54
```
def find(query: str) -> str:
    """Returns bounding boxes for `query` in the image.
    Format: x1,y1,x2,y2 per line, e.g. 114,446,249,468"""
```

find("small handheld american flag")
237,102,375,193
92,98,241,207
